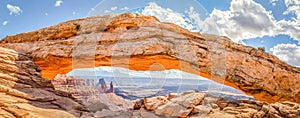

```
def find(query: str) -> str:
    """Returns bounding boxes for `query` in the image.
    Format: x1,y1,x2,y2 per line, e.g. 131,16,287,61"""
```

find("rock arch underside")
0,13,299,104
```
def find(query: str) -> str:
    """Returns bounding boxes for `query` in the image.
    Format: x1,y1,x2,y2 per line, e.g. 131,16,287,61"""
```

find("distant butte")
0,13,299,103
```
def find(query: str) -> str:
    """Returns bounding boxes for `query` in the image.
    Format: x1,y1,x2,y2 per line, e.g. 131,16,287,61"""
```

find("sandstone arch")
0,13,299,103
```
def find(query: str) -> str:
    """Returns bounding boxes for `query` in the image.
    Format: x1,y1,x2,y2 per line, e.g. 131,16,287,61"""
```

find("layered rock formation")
52,74,134,117
0,47,90,118
135,90,300,118
52,74,114,100
0,13,299,103
51,74,132,111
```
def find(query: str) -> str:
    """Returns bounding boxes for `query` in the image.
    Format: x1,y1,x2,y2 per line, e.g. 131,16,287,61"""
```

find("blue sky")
1,0,300,67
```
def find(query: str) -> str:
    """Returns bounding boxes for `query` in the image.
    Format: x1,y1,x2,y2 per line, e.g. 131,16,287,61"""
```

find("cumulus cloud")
72,11,79,15
111,6,118,11
104,10,110,13
140,1,283,43
2,21,8,26
6,4,22,15
193,0,279,42
271,0,300,65
270,0,279,6
139,1,300,66
271,44,300,67
55,0,63,7
279,0,300,34
121,7,129,11
283,0,300,18
186,0,300,44
141,2,196,32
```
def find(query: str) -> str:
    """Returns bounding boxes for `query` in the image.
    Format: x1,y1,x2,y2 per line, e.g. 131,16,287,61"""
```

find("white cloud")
72,11,78,15
185,0,300,44
45,13,48,16
121,7,129,11
110,6,118,11
55,0,63,7
104,10,110,13
139,1,281,43
138,1,300,45
276,0,300,42
192,0,279,42
283,0,300,18
141,2,196,32
271,43,300,66
270,0,279,6
6,4,22,15
2,21,8,26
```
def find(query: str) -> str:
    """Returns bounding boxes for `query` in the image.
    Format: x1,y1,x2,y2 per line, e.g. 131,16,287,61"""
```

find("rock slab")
137,90,300,118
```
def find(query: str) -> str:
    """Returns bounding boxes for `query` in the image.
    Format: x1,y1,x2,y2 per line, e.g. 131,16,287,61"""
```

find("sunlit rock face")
0,47,90,118
0,13,300,103
51,74,133,112
135,90,300,118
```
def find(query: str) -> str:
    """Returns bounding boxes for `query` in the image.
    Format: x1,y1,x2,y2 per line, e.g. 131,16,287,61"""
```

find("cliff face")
0,13,299,103
0,47,90,118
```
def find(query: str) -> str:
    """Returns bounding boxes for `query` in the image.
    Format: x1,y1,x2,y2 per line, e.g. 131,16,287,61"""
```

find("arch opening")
61,66,254,101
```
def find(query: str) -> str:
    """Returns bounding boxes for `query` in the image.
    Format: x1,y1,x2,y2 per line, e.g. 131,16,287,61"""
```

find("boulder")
144,96,168,111
170,90,206,107
155,102,193,117
135,91,300,117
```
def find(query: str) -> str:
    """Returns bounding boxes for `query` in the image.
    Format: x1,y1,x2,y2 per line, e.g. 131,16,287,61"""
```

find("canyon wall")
0,47,90,118
0,13,299,103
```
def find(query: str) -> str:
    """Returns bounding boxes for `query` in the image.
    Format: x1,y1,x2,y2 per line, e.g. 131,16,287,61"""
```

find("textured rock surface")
0,47,90,118
136,90,300,118
0,13,300,103
52,74,133,112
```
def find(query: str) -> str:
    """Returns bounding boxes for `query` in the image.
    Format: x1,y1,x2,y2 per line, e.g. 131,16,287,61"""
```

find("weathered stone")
170,91,206,107
133,99,144,110
1,13,299,103
52,75,134,112
136,91,300,118
192,105,212,115
235,108,258,118
238,103,261,110
217,99,230,109
0,47,89,118
139,108,160,118
144,96,168,111
94,109,132,118
211,103,219,109
254,111,266,118
167,93,178,100
155,102,193,117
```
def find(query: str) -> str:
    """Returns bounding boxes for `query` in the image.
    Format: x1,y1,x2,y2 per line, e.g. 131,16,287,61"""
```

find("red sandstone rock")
137,91,300,118
0,13,299,103
0,47,90,118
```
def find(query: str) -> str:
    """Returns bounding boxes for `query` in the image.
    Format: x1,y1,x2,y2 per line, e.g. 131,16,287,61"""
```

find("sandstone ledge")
135,90,300,118
0,47,90,118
